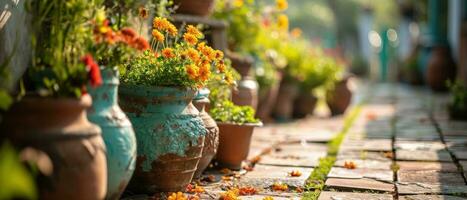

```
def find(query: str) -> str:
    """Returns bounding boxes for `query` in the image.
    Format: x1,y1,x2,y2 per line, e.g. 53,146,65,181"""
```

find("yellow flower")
276,0,288,11
216,62,226,73
263,197,274,200
152,29,165,42
186,64,199,80
185,48,200,62
277,14,289,31
197,42,206,52
225,73,234,85
186,25,203,38
162,48,175,59
183,33,198,46
232,0,244,8
214,50,224,61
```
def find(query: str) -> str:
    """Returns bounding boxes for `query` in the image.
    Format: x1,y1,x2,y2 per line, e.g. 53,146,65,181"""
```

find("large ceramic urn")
87,67,137,200
0,95,107,200
119,86,206,193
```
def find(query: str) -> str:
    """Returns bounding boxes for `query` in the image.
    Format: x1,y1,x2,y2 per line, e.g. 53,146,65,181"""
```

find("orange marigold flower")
167,192,187,200
198,64,211,81
289,170,302,177
200,46,215,60
225,73,234,85
214,50,224,60
216,63,226,73
197,42,206,52
186,64,199,80
186,184,205,194
152,29,165,42
272,182,288,192
132,37,150,51
162,48,176,59
153,17,168,30
219,188,239,200
186,25,203,38
276,0,288,11
167,24,178,36
183,33,198,46
185,48,200,62
238,186,257,196
344,161,357,169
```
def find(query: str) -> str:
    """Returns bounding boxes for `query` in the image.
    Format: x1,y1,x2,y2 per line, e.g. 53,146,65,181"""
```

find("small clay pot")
326,77,352,116
173,0,216,17
193,89,219,178
228,52,259,109
293,93,318,119
216,122,262,170
0,95,107,200
272,80,299,121
426,46,457,91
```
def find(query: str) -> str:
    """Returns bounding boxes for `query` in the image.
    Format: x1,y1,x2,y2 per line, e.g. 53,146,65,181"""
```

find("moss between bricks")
302,105,363,200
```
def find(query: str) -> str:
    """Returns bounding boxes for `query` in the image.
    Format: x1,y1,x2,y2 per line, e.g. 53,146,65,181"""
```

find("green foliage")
448,81,467,118
26,0,102,98
213,0,261,52
210,100,260,124
0,143,36,200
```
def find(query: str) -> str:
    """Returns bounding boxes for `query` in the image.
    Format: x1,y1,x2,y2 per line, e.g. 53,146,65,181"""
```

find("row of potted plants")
0,1,262,200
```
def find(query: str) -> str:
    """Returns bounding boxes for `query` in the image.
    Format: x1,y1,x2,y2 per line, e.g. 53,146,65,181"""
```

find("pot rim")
216,121,263,127
16,93,92,108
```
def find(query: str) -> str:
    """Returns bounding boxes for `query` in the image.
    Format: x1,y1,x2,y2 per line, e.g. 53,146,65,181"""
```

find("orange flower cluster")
93,19,149,51
153,17,178,36
271,182,288,192
219,188,240,200
238,186,257,195
344,161,357,169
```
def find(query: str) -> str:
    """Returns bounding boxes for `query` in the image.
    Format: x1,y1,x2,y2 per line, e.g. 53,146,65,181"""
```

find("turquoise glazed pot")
87,68,137,200
119,85,206,193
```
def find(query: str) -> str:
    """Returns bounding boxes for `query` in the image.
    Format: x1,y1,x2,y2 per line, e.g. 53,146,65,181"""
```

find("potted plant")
0,1,107,199
85,9,151,200
173,0,217,17
210,100,262,170
447,81,467,120
118,18,233,193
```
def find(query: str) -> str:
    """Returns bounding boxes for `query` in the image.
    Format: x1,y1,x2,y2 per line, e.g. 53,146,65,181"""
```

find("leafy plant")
210,100,260,124
120,18,234,88
25,0,103,98
448,81,467,120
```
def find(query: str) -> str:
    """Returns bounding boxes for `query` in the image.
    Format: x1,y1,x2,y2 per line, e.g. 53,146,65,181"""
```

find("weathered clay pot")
87,68,136,200
272,79,299,121
119,86,206,193
426,46,457,91
326,77,352,116
192,88,219,178
256,72,282,122
173,0,216,17
216,122,262,170
0,95,107,200
293,93,318,119
229,52,259,109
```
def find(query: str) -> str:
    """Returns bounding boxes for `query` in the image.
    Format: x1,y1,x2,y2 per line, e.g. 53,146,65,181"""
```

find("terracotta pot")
87,68,136,200
272,80,299,121
327,77,352,116
192,88,219,178
119,86,206,193
0,95,107,200
229,52,259,109
293,93,318,119
216,122,262,170
173,0,216,17
426,46,457,91
256,72,282,122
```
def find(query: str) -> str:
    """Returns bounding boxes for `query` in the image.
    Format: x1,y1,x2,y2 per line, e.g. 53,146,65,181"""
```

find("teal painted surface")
119,85,207,172
87,68,137,199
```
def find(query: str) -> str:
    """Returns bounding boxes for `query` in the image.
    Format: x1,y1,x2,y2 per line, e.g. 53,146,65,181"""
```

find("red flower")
132,37,150,51
81,54,102,88
120,27,137,43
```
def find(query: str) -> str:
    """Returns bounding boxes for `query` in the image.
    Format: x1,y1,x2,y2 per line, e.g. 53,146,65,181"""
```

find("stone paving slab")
399,195,467,200
397,183,467,195
460,161,467,171
238,164,311,189
258,151,325,168
318,191,393,200
396,149,453,162
397,170,465,185
452,150,467,160
327,167,393,182
334,159,392,170
396,161,459,172
325,178,394,192
394,141,446,151
337,150,392,161
339,139,392,152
